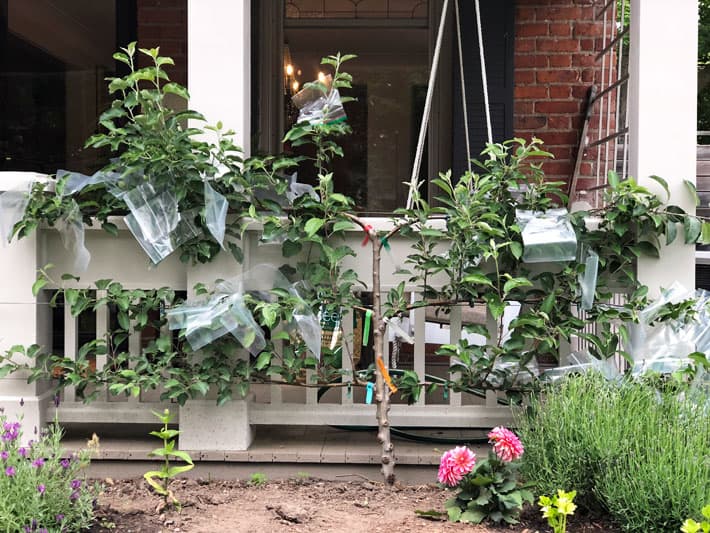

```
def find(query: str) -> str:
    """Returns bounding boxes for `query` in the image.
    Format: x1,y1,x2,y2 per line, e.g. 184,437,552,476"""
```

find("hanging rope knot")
361,224,374,246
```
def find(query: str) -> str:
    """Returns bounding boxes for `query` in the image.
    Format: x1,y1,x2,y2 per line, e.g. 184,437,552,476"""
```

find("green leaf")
463,273,493,287
648,175,670,200
332,220,354,232
608,170,620,190
503,277,533,295
143,471,168,495
169,450,194,465
636,240,660,258
666,219,678,245
282,240,302,257
31,278,48,297
460,510,486,524
701,222,710,245
166,464,194,478
328,193,350,205
446,506,462,522
304,218,325,237
684,216,702,244
102,222,119,237
254,351,272,371
163,82,189,100
510,241,523,260
685,179,700,206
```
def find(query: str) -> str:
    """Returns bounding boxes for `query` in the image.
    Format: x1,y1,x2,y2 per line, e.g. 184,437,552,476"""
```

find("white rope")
406,0,450,210
454,0,472,173
473,0,492,146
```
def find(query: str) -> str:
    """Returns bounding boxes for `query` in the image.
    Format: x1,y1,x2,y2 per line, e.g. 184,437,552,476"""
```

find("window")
252,0,513,213
0,0,137,175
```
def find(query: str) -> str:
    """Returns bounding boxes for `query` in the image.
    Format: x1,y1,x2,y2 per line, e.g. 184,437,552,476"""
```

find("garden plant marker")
362,309,372,345
365,382,374,404
377,357,398,394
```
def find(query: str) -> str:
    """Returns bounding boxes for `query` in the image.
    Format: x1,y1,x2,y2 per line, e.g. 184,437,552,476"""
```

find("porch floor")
61,425,491,484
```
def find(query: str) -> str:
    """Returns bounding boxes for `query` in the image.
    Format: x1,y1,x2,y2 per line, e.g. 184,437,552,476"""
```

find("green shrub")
0,414,97,531
517,372,710,532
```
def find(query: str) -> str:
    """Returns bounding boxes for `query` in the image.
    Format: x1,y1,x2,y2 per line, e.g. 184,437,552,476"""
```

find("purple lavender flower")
39,529,47,533
70,490,80,501
18,447,28,457
37,484,46,495
27,439,35,448
60,458,70,469
1,422,20,442
55,514,64,523
0,451,8,461
31,519,37,529
53,394,60,408
23,526,31,533
70,478,82,490
19,398,24,407
5,466,16,477
31,457,45,468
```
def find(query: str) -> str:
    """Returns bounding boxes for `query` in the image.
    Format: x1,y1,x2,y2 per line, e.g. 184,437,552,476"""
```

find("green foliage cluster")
0,414,96,531
538,489,577,533
144,409,194,509
517,372,710,532
443,452,533,525
682,505,710,533
1,46,709,411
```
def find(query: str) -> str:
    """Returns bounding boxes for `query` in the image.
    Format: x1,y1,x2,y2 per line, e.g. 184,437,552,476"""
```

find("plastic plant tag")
579,247,599,311
516,208,577,263
204,181,228,247
292,74,347,125
55,201,91,272
0,181,32,245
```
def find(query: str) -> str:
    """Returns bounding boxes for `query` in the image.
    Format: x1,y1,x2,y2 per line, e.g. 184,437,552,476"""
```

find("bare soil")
91,478,620,533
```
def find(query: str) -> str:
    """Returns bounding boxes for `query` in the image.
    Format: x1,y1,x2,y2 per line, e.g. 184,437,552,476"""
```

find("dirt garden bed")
90,477,620,532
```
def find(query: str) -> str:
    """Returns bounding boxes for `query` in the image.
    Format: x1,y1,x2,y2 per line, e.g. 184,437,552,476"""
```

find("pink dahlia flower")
488,426,524,462
437,446,476,487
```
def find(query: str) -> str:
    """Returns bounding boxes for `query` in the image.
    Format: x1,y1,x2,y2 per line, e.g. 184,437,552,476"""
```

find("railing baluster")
413,299,426,406
448,305,462,406
485,307,499,408
341,312,354,405
270,331,283,406
128,325,141,405
95,290,109,402
63,304,77,403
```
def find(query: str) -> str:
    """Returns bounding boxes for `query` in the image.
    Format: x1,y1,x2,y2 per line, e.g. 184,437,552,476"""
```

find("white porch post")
183,0,254,451
0,175,53,442
629,0,698,296
187,0,251,155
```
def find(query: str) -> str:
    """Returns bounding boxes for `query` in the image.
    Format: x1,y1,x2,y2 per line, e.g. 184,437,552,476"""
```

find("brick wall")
136,0,187,87
514,0,611,192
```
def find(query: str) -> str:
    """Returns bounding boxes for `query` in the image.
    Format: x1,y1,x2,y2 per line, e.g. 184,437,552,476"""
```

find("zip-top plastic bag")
291,74,346,125
204,181,228,248
516,208,577,263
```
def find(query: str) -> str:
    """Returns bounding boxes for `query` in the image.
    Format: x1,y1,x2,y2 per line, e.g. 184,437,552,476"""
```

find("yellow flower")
680,518,700,533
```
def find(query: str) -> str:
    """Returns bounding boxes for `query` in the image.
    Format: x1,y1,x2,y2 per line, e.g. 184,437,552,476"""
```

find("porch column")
628,0,698,296
183,2,254,451
0,174,53,442
187,0,251,154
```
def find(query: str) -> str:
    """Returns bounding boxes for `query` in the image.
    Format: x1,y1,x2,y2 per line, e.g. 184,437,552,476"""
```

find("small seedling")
144,409,194,510
681,504,710,533
249,472,267,486
539,489,577,533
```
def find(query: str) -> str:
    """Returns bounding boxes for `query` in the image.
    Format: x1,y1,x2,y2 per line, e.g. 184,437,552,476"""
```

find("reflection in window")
285,0,428,19
283,1,430,213
0,2,130,174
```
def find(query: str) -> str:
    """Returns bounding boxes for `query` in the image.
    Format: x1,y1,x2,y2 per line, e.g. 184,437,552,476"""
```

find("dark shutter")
452,0,514,177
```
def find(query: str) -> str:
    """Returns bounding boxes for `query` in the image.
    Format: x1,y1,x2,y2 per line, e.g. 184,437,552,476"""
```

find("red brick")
581,68,596,82
580,38,597,51
571,85,592,99
535,101,582,114
517,7,537,21
549,23,572,37
516,55,548,68
515,115,548,129
549,85,572,99
574,22,602,37
517,23,549,37
515,102,535,115
538,131,579,145
548,116,571,129
541,160,574,175
537,7,582,21
515,39,536,53
537,69,580,83
515,86,548,99
515,71,536,84
572,54,597,67
549,55,572,68
537,39,580,53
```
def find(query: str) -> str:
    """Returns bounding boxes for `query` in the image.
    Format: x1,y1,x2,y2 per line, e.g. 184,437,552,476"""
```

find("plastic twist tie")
361,224,374,246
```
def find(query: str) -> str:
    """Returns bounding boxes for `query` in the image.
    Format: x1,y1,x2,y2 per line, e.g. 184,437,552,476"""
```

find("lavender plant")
0,412,97,531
